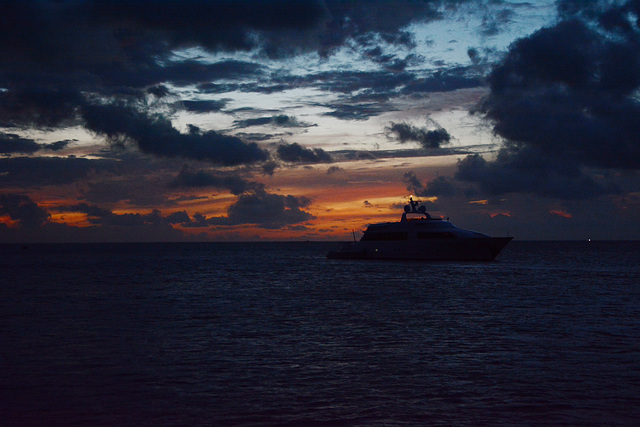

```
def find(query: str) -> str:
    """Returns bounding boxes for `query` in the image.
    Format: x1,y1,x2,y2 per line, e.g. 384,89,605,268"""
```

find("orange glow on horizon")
550,209,573,218
489,211,511,218
0,215,19,228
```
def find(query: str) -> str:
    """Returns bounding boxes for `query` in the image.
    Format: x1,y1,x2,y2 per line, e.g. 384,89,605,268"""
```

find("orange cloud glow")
489,211,511,218
549,210,572,218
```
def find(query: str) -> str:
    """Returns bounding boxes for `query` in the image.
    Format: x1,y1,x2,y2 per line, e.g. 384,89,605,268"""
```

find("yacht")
327,198,512,261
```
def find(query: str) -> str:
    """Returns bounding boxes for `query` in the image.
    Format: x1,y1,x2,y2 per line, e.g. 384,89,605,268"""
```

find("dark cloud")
181,100,227,113
402,68,484,94
81,103,268,165
179,189,314,229
63,203,168,227
61,202,113,221
0,0,323,162
387,122,451,149
426,176,459,198
166,211,192,225
455,151,619,200
0,1,328,83
323,101,392,121
234,115,314,128
277,143,332,163
0,157,119,187
163,60,262,86
482,14,640,170
478,7,515,37
84,0,329,53
0,194,50,228
264,64,483,101
258,0,452,58
44,139,75,151
461,1,640,199
223,189,314,229
0,89,84,128
313,69,415,95
0,134,73,154
0,0,483,153
262,160,279,175
147,85,171,98
364,47,423,71
0,196,189,242
82,178,169,207
0,133,41,154
403,171,458,198
170,164,263,195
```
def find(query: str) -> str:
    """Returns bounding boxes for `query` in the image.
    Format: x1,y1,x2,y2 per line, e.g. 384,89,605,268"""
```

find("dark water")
2,241,640,426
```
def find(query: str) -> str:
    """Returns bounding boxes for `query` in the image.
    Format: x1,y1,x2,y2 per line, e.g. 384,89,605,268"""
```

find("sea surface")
2,241,640,426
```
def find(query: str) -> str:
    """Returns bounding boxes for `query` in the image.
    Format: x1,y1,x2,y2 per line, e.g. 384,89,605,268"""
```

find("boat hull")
327,237,513,261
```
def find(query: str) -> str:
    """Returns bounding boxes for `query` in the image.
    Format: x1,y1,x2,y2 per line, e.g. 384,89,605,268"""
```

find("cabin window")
417,232,456,239
361,231,408,241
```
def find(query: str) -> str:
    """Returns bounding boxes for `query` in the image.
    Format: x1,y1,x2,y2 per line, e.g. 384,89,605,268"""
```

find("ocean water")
1,241,640,426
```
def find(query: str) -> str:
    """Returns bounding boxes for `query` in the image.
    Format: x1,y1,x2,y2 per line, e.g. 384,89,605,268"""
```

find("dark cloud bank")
410,0,640,201
0,191,315,242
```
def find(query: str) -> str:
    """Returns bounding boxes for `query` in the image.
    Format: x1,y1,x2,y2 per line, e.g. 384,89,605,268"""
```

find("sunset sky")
1,0,640,242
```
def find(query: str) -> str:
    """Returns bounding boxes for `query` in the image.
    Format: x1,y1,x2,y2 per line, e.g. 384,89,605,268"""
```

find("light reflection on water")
1,241,640,425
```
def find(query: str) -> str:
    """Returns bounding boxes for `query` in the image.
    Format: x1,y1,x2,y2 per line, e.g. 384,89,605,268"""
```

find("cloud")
386,122,451,149
461,1,640,199
481,11,640,170
0,157,119,187
170,164,263,195
84,0,329,53
62,203,169,227
478,6,516,37
323,102,391,121
61,203,112,221
0,133,75,154
82,178,169,207
403,172,458,198
23,203,188,242
0,133,41,154
402,68,484,94
180,100,227,113
276,142,332,163
222,189,314,229
166,211,192,225
234,115,314,128
256,0,451,58
0,0,325,162
261,160,279,175
455,152,618,200
81,103,268,165
0,89,84,128
44,139,75,151
0,0,483,161
0,194,50,228
153,188,315,230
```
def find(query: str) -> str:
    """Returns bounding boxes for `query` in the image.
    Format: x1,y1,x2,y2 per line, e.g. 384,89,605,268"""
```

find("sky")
1,0,640,242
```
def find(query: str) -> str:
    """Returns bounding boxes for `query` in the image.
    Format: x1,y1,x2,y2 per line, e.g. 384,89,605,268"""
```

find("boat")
327,197,512,261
